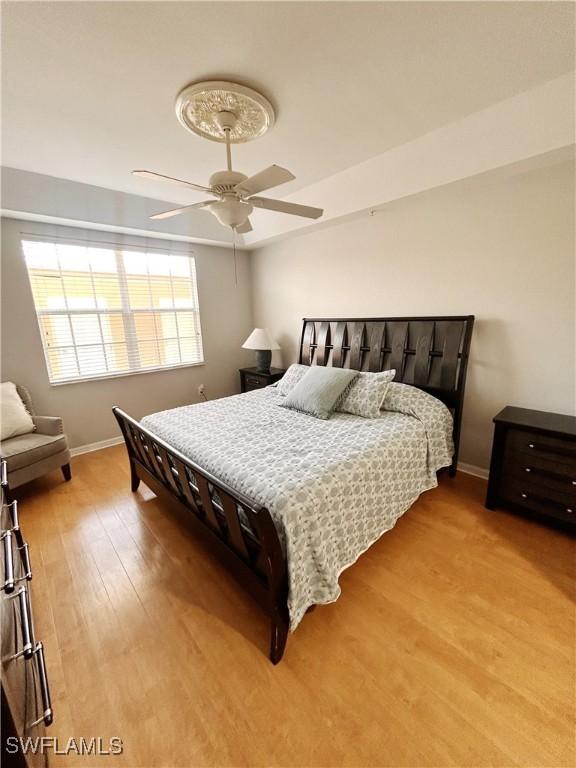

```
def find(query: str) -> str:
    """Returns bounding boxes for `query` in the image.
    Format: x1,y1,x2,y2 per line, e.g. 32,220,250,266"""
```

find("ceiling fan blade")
235,218,253,234
250,196,323,220
149,201,212,220
133,170,213,194
235,165,295,196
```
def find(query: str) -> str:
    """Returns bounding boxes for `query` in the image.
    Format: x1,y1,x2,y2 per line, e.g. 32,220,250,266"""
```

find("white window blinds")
22,238,204,384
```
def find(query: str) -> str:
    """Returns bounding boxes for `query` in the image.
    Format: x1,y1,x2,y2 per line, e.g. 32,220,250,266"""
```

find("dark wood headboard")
298,315,474,474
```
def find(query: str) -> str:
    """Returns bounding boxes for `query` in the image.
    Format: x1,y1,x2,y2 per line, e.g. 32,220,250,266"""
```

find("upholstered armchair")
0,385,71,494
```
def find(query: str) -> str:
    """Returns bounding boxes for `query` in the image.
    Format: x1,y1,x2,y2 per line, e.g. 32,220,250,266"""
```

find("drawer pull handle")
7,500,19,530
572,481,576,486
2,530,15,593
29,642,53,728
8,585,34,659
1,500,20,531
1,459,6,487
525,467,531,473
521,493,528,499
567,508,574,514
528,443,534,449
17,542,32,581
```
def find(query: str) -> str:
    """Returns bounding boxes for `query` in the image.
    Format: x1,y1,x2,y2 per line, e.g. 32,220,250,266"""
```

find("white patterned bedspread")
141,386,453,629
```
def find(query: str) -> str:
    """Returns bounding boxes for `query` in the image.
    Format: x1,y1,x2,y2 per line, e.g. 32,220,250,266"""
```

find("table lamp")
242,328,280,373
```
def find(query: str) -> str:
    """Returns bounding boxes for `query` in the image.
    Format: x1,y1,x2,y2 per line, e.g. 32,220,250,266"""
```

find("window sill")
49,360,205,386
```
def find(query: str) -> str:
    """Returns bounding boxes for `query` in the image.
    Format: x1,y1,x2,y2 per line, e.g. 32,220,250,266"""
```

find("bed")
113,315,474,663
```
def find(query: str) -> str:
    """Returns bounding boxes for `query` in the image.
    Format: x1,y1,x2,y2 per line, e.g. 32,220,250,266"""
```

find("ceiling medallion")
175,80,275,144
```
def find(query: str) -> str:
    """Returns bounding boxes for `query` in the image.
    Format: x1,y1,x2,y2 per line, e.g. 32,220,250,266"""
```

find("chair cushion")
1,382,35,441
0,432,68,472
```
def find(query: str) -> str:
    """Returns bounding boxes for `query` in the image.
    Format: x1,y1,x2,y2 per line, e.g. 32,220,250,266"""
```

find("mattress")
141,385,453,629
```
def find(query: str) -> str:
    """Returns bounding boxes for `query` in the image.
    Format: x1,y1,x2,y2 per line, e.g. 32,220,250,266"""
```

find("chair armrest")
33,416,64,436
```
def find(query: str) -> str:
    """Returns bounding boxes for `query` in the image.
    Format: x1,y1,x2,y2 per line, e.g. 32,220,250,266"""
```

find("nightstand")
486,406,576,528
239,367,286,393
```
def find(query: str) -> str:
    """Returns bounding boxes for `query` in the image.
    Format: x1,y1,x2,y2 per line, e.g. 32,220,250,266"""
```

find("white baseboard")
69,436,489,480
70,436,124,457
457,462,489,479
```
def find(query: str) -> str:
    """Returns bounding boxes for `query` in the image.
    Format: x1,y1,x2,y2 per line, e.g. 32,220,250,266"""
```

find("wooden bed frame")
113,315,474,664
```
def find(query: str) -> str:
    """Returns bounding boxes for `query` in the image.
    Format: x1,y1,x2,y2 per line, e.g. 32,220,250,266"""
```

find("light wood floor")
15,445,575,767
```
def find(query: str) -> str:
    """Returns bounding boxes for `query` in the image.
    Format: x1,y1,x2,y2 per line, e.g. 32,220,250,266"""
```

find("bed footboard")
112,407,290,664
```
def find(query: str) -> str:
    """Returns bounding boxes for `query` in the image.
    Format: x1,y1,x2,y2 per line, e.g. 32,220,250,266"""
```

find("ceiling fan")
133,81,324,234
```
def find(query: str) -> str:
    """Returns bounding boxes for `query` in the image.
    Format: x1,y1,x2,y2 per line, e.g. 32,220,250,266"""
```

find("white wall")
1,218,253,448
250,160,575,471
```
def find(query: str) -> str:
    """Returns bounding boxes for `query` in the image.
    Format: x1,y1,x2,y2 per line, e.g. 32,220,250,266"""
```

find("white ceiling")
2,0,574,219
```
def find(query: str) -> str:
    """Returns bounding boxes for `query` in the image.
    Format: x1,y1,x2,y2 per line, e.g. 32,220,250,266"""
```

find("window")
22,238,204,384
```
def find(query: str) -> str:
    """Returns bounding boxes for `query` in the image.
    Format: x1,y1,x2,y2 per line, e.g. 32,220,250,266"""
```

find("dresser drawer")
500,478,575,523
501,471,576,505
506,429,576,470
502,451,576,495
244,374,266,390
239,368,285,393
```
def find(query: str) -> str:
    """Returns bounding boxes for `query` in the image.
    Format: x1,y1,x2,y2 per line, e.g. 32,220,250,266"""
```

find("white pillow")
1,382,35,441
337,369,396,418
275,363,309,395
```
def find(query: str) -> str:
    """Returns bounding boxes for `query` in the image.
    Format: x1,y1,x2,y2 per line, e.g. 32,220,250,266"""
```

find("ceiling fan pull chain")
232,228,238,287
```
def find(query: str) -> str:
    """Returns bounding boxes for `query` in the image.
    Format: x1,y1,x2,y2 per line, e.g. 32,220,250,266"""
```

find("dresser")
486,406,576,528
1,460,53,766
239,367,286,393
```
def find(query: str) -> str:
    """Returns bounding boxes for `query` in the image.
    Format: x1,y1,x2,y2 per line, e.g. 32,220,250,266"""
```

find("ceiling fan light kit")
133,80,324,233
208,198,253,229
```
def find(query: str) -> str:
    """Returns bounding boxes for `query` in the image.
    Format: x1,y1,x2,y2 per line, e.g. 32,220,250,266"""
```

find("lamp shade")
242,328,280,351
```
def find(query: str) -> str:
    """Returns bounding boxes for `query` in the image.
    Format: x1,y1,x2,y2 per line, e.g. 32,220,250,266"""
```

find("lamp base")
255,350,272,373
